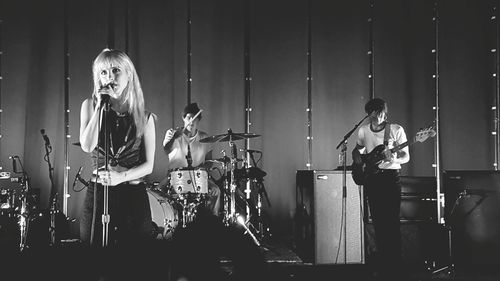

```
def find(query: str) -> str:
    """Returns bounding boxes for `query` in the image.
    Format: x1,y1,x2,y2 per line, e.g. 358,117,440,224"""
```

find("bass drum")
0,210,19,252
147,188,178,240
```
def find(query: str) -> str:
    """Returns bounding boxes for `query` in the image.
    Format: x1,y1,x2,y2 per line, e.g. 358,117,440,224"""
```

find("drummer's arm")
163,128,179,154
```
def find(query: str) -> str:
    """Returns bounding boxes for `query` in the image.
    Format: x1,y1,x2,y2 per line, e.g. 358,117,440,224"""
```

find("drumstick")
172,109,203,137
184,109,203,127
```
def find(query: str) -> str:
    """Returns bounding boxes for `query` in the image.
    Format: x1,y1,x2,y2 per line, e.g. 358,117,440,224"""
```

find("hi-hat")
200,129,260,143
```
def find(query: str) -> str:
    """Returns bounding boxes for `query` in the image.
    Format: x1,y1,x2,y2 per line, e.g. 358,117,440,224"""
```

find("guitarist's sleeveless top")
91,110,148,171
356,123,407,170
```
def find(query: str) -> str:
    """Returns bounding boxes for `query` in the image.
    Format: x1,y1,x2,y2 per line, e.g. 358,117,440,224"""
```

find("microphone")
100,94,111,107
72,166,84,189
99,83,115,91
40,129,52,150
9,156,18,173
99,83,114,106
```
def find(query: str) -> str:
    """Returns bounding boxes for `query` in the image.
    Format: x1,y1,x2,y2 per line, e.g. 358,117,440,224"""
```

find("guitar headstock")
414,124,436,143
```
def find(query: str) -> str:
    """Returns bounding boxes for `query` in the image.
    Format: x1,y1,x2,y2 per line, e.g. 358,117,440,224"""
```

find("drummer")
162,102,220,216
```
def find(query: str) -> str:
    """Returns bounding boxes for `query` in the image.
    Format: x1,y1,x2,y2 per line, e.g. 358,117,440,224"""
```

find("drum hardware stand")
197,129,262,235
10,155,30,251
243,149,272,240
236,214,260,247
18,176,30,251
49,194,59,246
180,142,200,228
219,150,232,226
240,150,252,218
219,134,242,226
252,177,271,240
228,134,238,224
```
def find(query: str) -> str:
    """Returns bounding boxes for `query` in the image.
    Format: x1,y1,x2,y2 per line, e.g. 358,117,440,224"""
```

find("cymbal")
245,167,267,179
225,167,266,180
200,130,260,143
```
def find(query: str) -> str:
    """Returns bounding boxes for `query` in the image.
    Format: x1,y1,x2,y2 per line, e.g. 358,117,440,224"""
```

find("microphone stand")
41,131,58,246
101,99,111,247
186,143,193,169
335,115,368,264
180,143,193,228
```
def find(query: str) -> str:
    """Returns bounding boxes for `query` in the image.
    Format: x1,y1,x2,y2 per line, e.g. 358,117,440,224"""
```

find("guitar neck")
389,141,411,154
386,126,435,155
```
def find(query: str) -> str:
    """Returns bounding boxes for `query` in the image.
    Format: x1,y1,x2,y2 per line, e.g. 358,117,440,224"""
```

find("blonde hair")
92,48,147,137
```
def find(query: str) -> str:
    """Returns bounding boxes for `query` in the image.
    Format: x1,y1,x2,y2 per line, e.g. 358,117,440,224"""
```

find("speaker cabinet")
295,170,364,264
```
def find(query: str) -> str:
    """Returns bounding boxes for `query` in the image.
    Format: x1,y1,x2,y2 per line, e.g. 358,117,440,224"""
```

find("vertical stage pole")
186,0,192,104
243,0,252,218
124,0,129,54
306,0,313,170
63,0,70,216
0,16,3,170
107,0,115,49
368,0,375,100
432,0,443,225
492,4,499,170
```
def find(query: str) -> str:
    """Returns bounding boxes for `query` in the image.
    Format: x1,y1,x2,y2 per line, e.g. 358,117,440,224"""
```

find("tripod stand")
243,150,271,241
430,189,471,278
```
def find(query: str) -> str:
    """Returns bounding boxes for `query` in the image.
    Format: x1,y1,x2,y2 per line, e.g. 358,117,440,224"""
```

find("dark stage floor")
223,237,500,281
1,236,499,281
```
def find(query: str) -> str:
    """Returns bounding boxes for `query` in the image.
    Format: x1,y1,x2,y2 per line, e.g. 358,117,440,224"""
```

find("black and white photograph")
0,0,499,280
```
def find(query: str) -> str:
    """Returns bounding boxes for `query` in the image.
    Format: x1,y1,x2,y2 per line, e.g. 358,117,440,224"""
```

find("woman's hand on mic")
96,165,127,186
96,83,115,106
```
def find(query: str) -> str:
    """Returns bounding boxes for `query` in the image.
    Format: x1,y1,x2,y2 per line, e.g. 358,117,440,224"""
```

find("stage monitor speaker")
295,170,364,264
443,170,500,265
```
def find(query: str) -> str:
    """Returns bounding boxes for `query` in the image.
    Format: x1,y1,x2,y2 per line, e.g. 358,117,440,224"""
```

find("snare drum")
169,168,208,194
147,188,178,240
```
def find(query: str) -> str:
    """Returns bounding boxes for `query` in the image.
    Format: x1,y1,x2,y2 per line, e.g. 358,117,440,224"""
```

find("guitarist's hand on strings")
382,147,409,165
382,149,395,163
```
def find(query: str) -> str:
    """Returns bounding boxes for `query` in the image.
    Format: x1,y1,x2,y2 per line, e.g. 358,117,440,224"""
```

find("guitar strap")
383,122,391,146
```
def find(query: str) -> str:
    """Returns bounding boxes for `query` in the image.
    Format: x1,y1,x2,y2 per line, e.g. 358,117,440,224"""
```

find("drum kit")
0,170,61,251
147,167,210,240
147,128,271,243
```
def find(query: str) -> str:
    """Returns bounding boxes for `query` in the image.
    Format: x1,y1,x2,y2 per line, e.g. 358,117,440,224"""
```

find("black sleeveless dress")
80,110,152,246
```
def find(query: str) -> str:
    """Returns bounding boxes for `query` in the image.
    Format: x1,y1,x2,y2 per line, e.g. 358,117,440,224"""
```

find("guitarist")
352,98,409,280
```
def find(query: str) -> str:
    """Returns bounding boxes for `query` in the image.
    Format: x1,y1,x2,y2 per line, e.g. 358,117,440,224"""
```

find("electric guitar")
352,124,436,185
